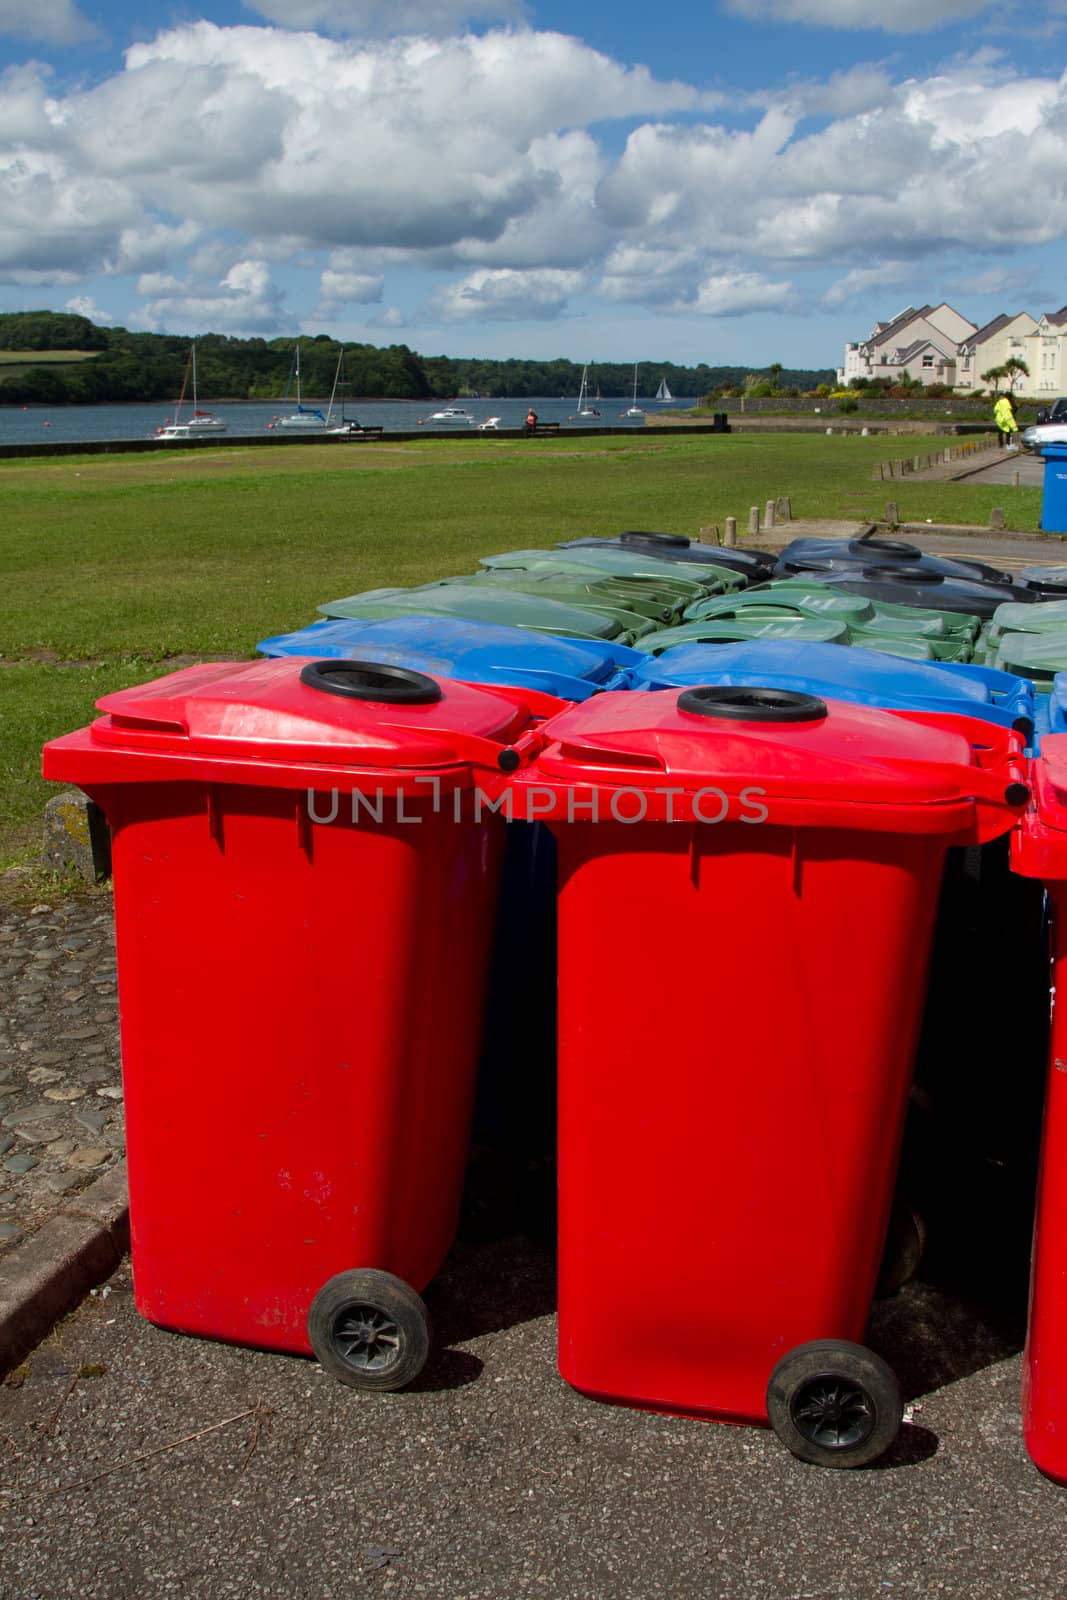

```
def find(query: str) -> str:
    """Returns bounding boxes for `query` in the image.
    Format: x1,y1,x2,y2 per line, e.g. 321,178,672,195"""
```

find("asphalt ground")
1,1220,1064,1600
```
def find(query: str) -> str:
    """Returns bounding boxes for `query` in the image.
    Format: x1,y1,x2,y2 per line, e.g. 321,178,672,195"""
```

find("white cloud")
64,293,110,321
243,0,526,36
0,146,141,278
686,271,796,316
423,266,585,320
0,0,94,44
135,257,287,333
318,251,384,307
2,22,1067,334
595,70,1067,274
949,266,1034,296
822,264,914,306
723,0,996,32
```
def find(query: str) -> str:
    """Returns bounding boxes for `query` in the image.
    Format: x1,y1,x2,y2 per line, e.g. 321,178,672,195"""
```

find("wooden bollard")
765,499,776,528
748,506,760,535
776,496,792,522
698,523,717,546
1012,470,1021,488
990,506,1006,530
886,501,899,526
872,464,884,481
724,517,737,546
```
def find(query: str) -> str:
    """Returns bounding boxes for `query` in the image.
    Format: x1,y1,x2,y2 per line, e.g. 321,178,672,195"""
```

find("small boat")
323,347,362,435
276,345,325,429
477,416,502,431
577,366,600,418
625,364,644,419
655,376,674,404
428,406,475,424
154,344,227,439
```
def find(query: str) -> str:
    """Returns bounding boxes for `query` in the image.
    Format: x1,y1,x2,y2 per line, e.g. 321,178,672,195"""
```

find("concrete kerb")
0,1161,129,1375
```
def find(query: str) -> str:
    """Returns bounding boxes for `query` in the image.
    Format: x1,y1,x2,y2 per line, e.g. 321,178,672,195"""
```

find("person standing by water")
525,407,538,433
994,392,1019,449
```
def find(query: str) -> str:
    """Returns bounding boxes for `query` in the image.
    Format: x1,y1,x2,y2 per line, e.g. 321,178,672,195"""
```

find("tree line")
0,311,834,405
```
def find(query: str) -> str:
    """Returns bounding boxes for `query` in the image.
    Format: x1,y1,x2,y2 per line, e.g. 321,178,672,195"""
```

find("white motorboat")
154,343,227,439
477,416,502,431
428,406,475,424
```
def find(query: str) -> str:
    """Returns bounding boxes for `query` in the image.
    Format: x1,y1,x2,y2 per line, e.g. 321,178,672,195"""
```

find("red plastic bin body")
510,689,1028,1429
1010,737,1067,1485
42,658,545,1358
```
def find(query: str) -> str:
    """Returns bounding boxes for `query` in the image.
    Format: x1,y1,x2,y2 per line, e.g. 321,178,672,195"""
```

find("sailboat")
154,344,227,439
323,347,363,436
276,345,325,429
576,365,600,417
625,364,645,418
655,376,674,404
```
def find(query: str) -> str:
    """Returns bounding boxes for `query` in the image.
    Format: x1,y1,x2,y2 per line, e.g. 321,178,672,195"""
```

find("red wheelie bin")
43,657,547,1390
1010,735,1067,1485
510,685,1029,1467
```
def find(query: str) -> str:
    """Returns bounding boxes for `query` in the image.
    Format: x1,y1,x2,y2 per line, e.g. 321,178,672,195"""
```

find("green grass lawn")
0,432,1045,865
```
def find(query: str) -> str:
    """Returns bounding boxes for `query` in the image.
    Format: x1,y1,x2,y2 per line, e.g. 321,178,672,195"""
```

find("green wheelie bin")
317,583,654,645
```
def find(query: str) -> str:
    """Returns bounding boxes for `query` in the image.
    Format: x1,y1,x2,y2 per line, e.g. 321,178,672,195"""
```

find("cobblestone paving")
0,895,122,1256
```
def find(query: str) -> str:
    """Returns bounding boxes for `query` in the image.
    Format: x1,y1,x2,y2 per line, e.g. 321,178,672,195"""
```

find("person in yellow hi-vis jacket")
994,392,1019,449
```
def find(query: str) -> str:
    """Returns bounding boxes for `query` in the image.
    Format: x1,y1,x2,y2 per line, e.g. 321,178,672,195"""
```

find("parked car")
1021,421,1067,452
1035,398,1067,424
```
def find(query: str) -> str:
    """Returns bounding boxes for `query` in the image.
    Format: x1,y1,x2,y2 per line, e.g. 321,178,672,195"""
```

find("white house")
956,312,1038,393
1026,307,1067,397
840,303,1067,397
838,304,976,388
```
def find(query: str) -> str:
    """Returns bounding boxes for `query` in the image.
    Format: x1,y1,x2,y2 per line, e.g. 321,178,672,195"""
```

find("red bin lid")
43,658,544,792
511,686,1028,838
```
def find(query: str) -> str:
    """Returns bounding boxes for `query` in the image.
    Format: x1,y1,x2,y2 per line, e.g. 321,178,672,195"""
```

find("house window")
922,353,934,368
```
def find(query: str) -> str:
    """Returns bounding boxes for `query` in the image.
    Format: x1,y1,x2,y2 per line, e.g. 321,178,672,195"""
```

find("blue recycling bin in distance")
621,639,1036,736
1042,446,1067,535
257,614,638,699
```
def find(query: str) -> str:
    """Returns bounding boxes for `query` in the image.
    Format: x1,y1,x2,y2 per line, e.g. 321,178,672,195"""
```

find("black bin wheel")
766,1339,902,1468
308,1269,431,1391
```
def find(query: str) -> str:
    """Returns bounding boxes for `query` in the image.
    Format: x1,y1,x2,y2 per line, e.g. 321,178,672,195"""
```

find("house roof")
892,338,953,365
867,305,932,351
967,313,1012,347
1044,305,1067,328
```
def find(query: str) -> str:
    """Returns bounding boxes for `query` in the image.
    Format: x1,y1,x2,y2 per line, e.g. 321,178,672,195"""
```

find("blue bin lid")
256,614,642,701
624,639,1035,732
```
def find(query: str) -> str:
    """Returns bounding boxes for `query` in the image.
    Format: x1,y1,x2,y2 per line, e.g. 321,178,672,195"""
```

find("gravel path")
0,897,123,1257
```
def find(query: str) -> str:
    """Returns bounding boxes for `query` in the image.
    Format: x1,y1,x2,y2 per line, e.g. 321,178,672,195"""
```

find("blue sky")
1,0,1065,371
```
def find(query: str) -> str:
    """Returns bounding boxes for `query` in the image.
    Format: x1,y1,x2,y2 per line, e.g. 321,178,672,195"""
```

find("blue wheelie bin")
621,639,1035,735
256,615,639,700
